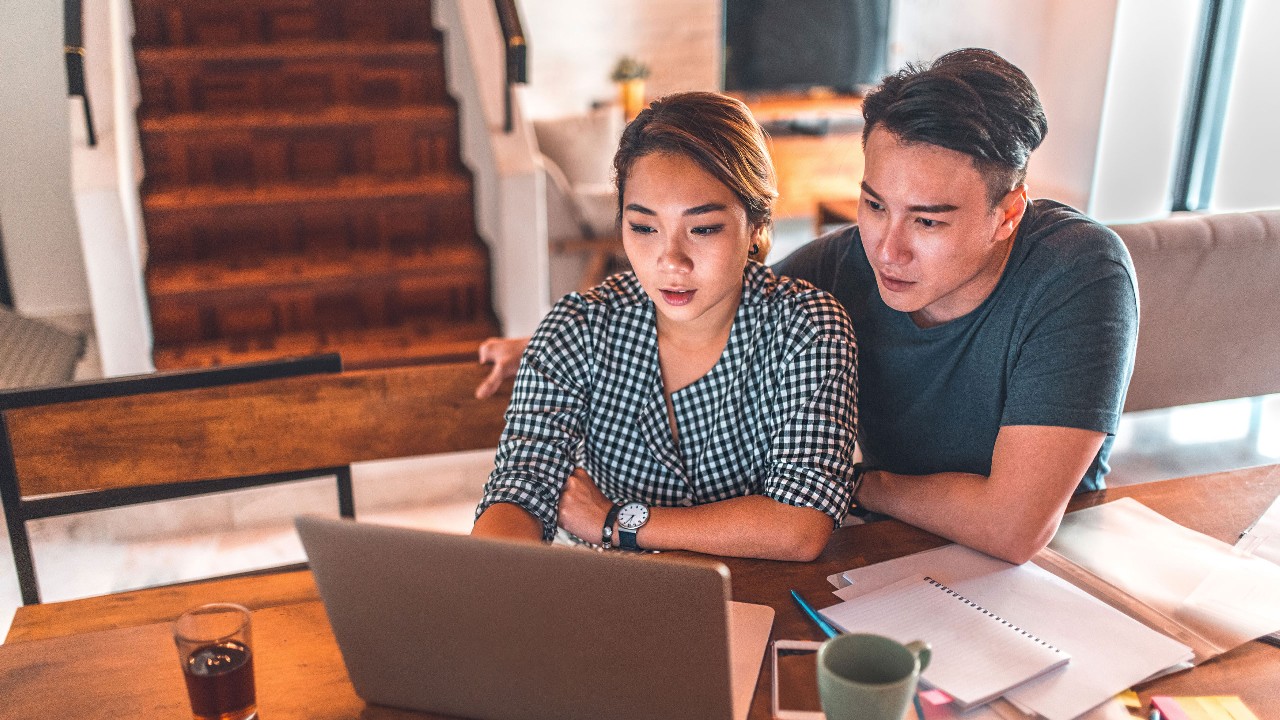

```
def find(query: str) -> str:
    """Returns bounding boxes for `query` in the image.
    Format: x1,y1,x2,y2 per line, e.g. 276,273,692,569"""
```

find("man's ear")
994,185,1029,242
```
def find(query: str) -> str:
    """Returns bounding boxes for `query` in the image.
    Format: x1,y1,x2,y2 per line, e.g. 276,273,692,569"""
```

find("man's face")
858,127,1026,328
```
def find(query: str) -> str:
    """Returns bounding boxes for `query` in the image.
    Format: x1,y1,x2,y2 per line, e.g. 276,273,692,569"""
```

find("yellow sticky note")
1172,695,1260,720
1116,690,1142,709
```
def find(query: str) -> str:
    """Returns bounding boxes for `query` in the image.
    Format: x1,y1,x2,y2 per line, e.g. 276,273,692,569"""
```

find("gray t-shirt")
773,200,1139,491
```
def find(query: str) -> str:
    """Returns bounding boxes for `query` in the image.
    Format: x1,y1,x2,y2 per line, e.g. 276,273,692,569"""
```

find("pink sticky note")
919,689,952,705
1151,695,1193,720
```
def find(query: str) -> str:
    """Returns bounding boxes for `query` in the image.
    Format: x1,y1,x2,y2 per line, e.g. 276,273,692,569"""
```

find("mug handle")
906,640,932,672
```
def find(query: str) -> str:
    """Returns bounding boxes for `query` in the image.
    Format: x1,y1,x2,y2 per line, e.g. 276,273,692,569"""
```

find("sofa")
1110,209,1280,413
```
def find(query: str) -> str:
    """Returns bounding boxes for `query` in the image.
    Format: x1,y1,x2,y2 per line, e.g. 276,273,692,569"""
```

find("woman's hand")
475,337,530,399
557,468,614,543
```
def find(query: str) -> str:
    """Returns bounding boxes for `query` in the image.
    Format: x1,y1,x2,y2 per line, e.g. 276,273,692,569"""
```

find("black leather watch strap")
601,503,622,548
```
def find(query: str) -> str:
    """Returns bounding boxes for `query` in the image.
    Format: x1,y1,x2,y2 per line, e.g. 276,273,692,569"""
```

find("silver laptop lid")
296,516,737,720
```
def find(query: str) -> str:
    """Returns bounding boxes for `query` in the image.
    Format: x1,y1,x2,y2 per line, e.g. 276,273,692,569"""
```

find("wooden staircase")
132,0,498,370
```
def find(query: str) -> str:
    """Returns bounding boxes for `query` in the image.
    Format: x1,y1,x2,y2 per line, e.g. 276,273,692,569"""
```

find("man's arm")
475,337,531,399
855,425,1106,564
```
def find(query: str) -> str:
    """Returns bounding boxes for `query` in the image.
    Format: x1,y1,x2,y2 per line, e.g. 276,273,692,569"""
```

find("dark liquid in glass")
183,640,256,720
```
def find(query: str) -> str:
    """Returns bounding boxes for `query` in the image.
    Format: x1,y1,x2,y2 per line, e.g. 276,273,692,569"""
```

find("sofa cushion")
1111,209,1280,412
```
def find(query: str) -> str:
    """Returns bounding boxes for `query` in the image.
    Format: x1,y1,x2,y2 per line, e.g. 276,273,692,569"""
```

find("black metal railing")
494,0,527,133
64,0,96,146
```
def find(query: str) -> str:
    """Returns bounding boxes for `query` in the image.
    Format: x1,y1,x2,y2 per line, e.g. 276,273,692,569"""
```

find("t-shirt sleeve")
758,296,860,525
1002,255,1139,434
476,297,593,540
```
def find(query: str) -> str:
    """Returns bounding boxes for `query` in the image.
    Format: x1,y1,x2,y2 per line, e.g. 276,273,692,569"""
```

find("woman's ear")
748,222,772,263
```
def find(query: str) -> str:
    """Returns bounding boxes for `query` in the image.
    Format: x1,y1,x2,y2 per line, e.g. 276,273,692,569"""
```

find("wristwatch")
601,503,622,548
616,501,650,551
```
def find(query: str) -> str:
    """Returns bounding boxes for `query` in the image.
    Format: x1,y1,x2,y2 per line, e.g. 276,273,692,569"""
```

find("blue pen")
790,589,840,638
790,589,926,720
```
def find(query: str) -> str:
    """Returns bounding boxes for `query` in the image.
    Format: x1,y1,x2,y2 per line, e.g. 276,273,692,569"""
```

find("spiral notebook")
819,575,1070,709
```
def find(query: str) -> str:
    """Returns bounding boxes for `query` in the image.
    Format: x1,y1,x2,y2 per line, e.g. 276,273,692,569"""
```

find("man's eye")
917,218,941,228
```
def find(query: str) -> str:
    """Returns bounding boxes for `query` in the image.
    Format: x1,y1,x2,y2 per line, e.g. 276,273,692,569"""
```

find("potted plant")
611,56,650,119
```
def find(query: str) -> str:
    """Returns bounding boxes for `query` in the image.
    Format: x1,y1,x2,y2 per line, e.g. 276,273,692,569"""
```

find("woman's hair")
613,91,777,261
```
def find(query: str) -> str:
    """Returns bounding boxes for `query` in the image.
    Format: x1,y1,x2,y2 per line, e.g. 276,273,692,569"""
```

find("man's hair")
861,48,1048,205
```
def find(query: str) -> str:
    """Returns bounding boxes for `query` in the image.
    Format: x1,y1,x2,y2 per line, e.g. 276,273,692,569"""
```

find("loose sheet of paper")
1050,497,1280,653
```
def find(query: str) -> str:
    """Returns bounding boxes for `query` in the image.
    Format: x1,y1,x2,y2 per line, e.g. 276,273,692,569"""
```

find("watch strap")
601,503,622,548
619,526,641,551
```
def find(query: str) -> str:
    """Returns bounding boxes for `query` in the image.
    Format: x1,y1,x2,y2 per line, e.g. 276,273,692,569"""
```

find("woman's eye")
628,223,656,234
691,224,724,236
864,198,885,212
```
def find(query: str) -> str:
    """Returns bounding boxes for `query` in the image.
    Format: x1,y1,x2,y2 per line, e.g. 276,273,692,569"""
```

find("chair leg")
1,423,41,604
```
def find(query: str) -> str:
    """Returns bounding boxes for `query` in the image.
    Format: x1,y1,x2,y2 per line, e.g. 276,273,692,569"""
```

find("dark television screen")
723,0,891,94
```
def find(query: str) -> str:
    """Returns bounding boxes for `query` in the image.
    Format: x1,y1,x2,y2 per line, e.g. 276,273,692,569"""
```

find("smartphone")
771,639,826,719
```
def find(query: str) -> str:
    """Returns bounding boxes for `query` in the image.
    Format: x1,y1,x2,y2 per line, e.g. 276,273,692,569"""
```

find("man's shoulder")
1021,200,1132,266
770,224,861,288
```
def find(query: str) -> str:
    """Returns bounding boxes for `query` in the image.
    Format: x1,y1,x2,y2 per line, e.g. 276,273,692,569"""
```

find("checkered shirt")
478,262,859,541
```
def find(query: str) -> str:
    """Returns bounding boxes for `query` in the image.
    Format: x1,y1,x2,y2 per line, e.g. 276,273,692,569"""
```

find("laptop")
295,516,774,720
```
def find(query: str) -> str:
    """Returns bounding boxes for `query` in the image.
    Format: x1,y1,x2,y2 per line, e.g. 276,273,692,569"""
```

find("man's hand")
475,337,530,399
557,468,613,543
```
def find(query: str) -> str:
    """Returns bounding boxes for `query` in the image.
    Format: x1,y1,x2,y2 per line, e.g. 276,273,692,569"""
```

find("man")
477,49,1138,564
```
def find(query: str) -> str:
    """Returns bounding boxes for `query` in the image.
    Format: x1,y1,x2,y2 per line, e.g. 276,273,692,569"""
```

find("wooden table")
4,465,1278,719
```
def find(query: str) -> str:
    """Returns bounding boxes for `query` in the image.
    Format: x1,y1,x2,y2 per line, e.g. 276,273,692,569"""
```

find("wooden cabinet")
740,94,865,219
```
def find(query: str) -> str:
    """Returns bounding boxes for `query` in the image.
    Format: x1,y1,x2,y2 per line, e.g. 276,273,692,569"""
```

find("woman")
472,92,857,561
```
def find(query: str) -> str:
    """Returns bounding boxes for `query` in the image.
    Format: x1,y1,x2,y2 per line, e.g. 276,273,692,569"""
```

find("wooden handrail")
494,0,527,132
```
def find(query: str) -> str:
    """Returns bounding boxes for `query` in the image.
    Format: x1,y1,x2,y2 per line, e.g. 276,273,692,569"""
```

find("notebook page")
820,576,1069,709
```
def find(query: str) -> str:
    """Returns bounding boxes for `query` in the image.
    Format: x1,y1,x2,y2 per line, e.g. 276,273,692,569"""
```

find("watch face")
617,502,649,530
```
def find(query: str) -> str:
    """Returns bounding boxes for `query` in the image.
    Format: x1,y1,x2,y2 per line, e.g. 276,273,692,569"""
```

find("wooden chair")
0,356,511,605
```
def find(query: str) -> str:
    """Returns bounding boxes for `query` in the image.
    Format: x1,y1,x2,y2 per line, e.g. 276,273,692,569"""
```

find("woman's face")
621,152,761,336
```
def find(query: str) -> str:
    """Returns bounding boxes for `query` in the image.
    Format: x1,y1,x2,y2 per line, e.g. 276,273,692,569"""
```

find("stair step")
148,244,487,298
152,318,498,372
136,40,446,114
143,177,476,264
143,174,468,212
134,0,437,49
147,246,492,344
141,105,460,189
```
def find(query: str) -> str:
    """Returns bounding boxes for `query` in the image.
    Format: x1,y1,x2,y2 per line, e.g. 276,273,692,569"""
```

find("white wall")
1210,0,1280,213
888,0,1120,212
0,0,92,318
1089,0,1201,223
516,0,722,119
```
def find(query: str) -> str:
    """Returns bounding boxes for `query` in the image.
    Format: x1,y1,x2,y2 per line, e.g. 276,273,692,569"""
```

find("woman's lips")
660,289,696,306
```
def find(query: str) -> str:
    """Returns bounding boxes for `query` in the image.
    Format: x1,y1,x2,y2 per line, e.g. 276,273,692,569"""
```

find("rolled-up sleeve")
476,298,593,539
760,299,859,525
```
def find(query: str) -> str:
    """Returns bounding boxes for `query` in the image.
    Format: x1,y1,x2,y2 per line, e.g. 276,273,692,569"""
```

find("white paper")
832,544,1193,720
1237,493,1280,565
821,575,1069,709
1050,497,1280,654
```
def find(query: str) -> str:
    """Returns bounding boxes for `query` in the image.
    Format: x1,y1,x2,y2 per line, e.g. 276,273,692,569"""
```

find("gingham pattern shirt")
478,262,859,541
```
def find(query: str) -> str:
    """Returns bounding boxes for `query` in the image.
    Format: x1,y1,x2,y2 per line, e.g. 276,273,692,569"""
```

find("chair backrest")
0,356,511,604
1112,209,1280,412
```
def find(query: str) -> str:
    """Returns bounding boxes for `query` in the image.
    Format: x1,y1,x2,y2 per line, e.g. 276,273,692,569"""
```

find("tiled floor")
2,396,1277,642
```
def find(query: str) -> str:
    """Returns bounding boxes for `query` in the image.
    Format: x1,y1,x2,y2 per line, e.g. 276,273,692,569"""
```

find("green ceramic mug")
817,633,931,720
